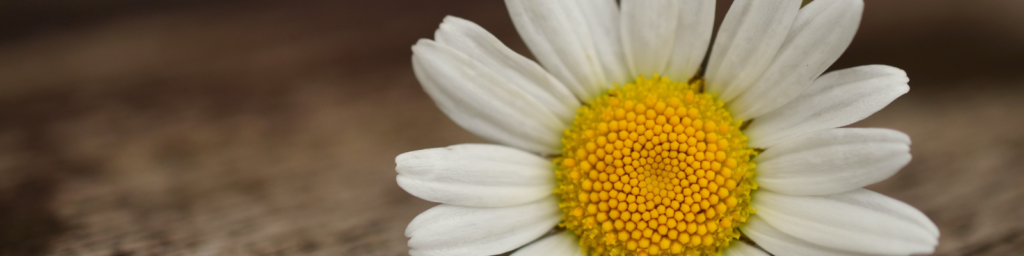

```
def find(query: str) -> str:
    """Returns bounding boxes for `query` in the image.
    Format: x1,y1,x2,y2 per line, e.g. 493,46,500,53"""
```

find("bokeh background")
1,0,1022,255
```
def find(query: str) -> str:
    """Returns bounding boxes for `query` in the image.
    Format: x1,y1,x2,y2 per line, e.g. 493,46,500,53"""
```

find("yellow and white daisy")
396,0,939,255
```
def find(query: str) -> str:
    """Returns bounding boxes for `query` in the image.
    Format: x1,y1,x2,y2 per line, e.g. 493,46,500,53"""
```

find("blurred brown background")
0,0,1022,255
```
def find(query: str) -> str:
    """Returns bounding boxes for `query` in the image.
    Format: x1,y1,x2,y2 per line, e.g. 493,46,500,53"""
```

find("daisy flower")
396,0,939,255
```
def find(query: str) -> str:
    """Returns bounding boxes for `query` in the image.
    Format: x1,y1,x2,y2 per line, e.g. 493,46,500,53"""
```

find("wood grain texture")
0,1,1022,255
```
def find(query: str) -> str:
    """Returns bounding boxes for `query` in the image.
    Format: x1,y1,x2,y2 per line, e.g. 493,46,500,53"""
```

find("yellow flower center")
555,75,757,256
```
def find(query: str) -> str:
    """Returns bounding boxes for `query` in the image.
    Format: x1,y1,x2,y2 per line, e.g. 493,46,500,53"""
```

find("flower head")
397,0,938,255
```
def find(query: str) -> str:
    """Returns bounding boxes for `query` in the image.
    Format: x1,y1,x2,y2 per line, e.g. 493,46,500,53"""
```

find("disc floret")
555,74,758,256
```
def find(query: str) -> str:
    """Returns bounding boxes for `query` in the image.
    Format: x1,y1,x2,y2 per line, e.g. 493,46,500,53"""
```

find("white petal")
746,65,910,148
413,39,564,154
722,241,770,256
396,144,555,208
574,0,630,87
506,0,628,101
743,215,872,256
406,196,561,256
510,232,584,256
620,0,679,77
730,0,864,119
434,16,581,123
756,128,912,196
753,189,940,255
663,0,715,82
704,0,801,103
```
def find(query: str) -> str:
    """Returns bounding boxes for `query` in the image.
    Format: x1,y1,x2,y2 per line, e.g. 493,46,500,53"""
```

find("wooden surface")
1,1,1022,255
